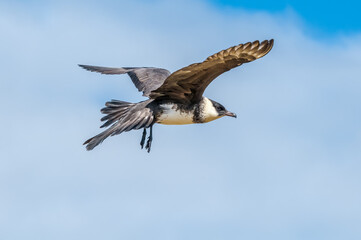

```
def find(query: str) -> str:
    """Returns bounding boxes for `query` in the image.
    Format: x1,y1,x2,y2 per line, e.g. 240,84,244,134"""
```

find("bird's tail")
100,100,135,128
84,99,154,150
83,122,120,151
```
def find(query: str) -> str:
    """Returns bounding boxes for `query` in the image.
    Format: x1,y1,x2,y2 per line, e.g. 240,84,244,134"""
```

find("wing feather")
79,65,171,97
150,39,274,104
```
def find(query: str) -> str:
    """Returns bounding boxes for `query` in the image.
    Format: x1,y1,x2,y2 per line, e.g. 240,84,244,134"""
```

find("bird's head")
201,98,237,122
211,100,237,118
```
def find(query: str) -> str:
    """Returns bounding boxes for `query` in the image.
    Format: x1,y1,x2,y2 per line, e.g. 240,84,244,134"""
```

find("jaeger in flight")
80,39,274,152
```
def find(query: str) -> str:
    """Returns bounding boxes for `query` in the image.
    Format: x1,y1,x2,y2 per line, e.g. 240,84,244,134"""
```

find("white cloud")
1,1,361,239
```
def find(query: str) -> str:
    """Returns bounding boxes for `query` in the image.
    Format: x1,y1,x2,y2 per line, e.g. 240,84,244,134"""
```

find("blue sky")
212,0,361,34
1,0,361,240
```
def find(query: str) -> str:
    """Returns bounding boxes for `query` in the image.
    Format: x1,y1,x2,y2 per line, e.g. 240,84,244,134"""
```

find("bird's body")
80,39,274,152
156,97,222,125
156,102,196,125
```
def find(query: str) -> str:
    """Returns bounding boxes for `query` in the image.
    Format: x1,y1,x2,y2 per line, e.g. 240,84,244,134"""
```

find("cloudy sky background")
1,0,361,239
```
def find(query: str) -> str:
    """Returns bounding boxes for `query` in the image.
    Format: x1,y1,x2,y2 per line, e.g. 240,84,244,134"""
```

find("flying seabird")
80,39,274,152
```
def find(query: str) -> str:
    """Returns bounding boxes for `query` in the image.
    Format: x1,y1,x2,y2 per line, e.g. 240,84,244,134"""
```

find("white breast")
157,104,194,125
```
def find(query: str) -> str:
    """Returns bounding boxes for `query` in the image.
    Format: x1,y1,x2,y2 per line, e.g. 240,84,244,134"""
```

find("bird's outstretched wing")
79,65,171,97
149,39,274,104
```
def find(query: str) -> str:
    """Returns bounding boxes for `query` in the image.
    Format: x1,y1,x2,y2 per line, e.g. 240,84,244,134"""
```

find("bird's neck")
194,97,221,123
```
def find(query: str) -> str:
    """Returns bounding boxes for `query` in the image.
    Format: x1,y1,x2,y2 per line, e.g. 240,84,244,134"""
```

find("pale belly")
156,104,194,125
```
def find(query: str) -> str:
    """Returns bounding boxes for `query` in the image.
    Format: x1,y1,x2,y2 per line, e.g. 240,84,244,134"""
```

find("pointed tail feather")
83,125,116,150
84,100,154,150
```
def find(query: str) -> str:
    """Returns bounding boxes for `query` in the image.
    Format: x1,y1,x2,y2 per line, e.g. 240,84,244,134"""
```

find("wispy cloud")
1,1,361,239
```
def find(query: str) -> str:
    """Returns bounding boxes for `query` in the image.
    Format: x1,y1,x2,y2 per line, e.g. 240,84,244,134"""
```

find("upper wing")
79,65,171,97
149,39,274,104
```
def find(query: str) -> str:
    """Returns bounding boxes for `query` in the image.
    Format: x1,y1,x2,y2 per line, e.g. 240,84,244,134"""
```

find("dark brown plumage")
80,39,274,152
150,39,274,104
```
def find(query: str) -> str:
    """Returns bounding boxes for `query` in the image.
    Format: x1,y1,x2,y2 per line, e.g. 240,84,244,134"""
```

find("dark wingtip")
78,64,88,70
269,39,274,47
260,39,274,57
